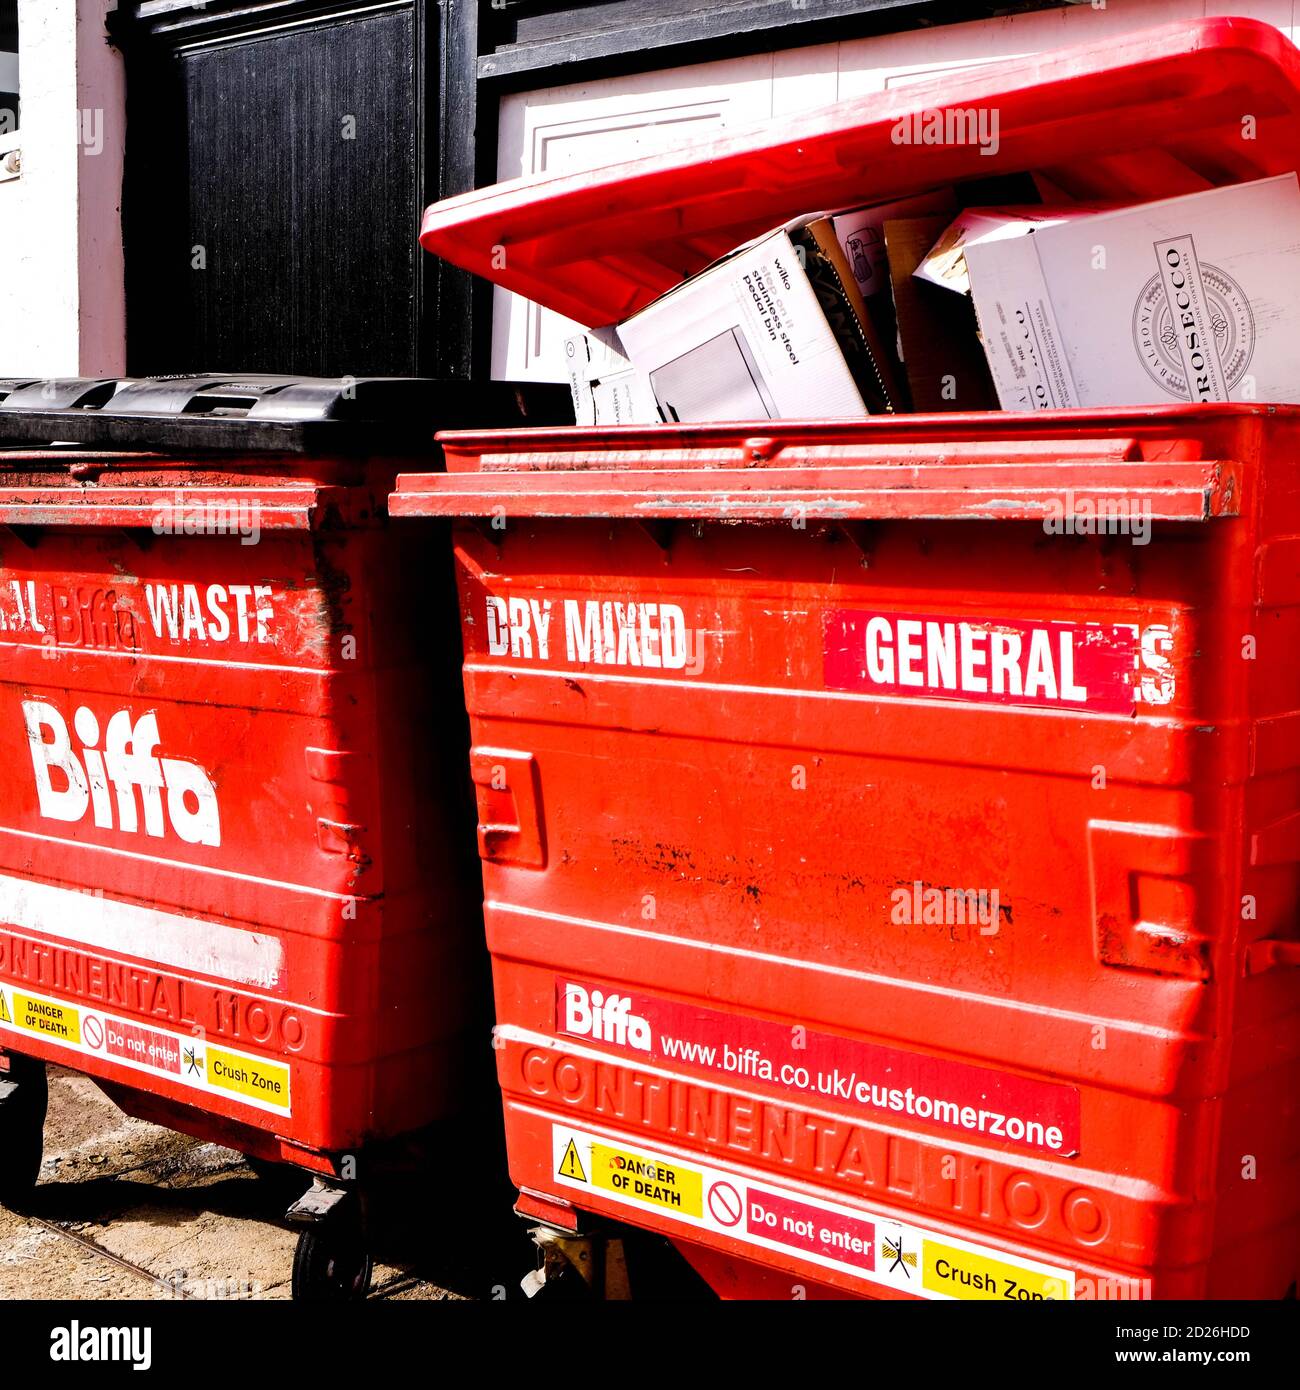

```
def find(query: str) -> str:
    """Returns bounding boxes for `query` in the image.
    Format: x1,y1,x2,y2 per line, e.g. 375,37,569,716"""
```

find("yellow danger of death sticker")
13,992,81,1044
590,1140,703,1217
923,1240,1071,1301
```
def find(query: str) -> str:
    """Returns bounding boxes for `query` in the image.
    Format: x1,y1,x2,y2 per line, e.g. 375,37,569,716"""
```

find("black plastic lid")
0,375,568,453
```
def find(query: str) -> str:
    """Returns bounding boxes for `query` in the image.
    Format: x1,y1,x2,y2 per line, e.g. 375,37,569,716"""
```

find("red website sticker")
556,978,1081,1157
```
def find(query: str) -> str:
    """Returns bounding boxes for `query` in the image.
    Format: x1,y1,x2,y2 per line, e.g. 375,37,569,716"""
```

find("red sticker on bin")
823,610,1173,714
747,1187,875,1271
557,979,1080,1156
106,1018,181,1074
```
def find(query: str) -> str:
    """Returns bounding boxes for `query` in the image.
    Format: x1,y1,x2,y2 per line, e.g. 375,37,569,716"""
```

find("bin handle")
1088,821,1212,980
1243,938,1300,975
471,748,546,869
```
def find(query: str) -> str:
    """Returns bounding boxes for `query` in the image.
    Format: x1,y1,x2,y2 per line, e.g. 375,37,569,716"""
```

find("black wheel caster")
0,1055,47,1211
291,1212,373,1302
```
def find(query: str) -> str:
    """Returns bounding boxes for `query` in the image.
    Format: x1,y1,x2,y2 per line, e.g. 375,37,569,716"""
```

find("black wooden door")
118,2,429,378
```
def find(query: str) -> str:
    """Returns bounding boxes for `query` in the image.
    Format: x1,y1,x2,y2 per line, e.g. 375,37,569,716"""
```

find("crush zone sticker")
551,1123,1074,1300
0,982,291,1116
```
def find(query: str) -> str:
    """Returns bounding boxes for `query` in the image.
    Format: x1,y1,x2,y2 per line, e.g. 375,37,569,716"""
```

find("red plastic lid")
419,16,1300,327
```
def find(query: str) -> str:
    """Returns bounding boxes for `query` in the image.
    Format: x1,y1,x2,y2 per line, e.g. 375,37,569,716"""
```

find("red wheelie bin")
0,374,559,1298
393,17,1300,1300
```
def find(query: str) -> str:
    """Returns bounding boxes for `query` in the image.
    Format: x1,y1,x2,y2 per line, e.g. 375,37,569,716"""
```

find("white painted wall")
493,0,1300,381
0,0,125,377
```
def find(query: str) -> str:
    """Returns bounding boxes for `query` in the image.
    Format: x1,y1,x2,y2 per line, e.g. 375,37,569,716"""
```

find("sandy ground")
0,1066,536,1301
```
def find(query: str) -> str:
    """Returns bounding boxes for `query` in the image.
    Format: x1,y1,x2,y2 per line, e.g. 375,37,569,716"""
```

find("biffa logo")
561,982,652,1052
22,700,221,846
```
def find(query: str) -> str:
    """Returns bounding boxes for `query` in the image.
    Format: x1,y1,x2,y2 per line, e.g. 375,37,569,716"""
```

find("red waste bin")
394,18,1300,1300
0,375,558,1298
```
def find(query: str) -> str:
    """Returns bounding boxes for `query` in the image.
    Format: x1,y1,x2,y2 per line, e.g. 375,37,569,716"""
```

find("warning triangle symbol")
0,991,10,1025
558,1137,587,1183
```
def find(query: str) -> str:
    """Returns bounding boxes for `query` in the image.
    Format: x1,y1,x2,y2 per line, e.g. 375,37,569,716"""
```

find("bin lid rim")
429,401,1298,449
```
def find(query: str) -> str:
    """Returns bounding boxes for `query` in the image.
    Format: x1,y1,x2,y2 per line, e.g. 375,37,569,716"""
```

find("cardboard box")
958,174,1300,409
832,191,957,403
563,328,657,426
913,206,1090,296
832,190,957,302
884,216,996,413
615,214,904,423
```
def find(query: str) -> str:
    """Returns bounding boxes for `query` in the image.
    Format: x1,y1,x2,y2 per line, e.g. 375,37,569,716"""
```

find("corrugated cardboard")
884,216,996,413
914,206,1088,296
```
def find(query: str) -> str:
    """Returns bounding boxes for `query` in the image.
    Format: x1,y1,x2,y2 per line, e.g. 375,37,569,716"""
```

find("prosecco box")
959,173,1300,410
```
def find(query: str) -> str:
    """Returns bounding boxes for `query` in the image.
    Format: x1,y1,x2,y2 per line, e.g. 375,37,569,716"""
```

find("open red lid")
419,16,1300,327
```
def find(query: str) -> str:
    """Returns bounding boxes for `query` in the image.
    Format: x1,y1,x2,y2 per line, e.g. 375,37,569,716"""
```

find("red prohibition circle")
708,1180,743,1227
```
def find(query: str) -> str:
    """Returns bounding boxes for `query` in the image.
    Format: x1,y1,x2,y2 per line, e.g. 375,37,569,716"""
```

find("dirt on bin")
0,1066,535,1301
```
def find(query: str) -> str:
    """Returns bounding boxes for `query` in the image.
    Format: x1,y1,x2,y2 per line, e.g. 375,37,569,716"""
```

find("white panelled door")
491,51,839,380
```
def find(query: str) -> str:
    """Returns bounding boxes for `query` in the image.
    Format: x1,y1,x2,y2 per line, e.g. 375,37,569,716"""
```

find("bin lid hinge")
634,518,676,553
468,516,505,550
0,523,39,551
831,520,873,567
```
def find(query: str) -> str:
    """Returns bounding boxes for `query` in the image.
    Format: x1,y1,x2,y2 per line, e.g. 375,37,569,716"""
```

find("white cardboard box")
614,221,875,423
563,327,658,425
912,206,1087,296
960,174,1300,410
